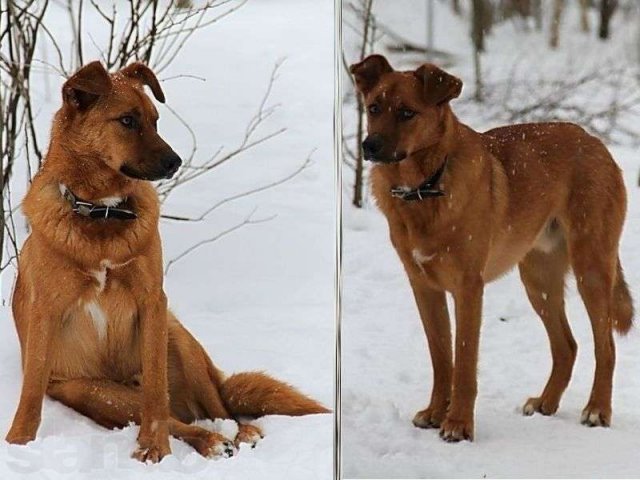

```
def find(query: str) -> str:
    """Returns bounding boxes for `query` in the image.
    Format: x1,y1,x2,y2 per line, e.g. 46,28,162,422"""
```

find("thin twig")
161,150,314,222
164,209,276,274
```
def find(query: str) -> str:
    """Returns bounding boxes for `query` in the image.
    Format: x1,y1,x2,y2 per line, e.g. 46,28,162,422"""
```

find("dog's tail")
219,371,330,417
612,257,634,335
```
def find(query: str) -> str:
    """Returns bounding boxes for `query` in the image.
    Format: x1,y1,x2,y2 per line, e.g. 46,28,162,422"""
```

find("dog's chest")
405,242,454,288
52,261,140,380
86,260,136,334
81,260,134,336
392,217,458,288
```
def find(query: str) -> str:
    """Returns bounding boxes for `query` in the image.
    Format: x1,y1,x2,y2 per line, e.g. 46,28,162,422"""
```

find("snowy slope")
0,1,334,479
341,2,640,478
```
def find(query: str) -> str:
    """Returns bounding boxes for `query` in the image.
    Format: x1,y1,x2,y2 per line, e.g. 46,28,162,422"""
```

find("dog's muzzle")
362,135,406,163
362,135,383,161
161,152,182,179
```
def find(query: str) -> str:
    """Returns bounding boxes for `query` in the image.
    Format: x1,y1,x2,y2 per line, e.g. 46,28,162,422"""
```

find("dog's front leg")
409,278,452,429
133,291,171,463
6,311,57,444
440,277,484,442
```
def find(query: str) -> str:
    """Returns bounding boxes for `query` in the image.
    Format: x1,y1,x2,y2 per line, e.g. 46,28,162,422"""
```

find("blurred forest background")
342,0,640,208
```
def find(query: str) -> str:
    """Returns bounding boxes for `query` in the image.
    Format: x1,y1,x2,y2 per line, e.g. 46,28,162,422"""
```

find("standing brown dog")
350,54,633,442
5,61,328,462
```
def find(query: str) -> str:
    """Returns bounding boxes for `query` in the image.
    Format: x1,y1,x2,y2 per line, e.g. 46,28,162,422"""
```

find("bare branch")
164,209,276,274
161,150,314,223
157,60,287,200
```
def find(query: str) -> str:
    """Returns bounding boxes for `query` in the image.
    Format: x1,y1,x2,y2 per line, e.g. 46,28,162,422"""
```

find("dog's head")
350,54,462,163
59,61,181,181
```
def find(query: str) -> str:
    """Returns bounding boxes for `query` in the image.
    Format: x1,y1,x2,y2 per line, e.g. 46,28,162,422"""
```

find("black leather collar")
390,157,448,202
60,184,137,220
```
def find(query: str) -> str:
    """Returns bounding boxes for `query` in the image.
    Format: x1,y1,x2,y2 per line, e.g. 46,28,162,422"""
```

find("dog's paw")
235,424,263,448
580,404,611,427
133,425,171,463
6,421,39,445
202,433,237,459
412,406,447,429
6,416,40,445
439,417,474,442
522,396,559,416
5,431,36,445
132,443,171,463
186,430,236,459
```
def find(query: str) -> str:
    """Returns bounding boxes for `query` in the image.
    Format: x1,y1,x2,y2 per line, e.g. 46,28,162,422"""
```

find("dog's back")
478,121,625,270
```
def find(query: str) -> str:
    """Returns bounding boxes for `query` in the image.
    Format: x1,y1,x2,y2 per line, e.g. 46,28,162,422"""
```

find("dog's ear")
350,54,393,95
63,61,112,110
119,62,165,103
414,64,462,105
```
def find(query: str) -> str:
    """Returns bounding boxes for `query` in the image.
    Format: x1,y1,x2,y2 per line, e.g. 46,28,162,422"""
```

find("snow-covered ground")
341,2,640,478
0,1,334,479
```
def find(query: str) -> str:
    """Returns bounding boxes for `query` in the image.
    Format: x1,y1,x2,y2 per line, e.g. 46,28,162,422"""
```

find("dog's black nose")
362,135,383,160
161,152,182,174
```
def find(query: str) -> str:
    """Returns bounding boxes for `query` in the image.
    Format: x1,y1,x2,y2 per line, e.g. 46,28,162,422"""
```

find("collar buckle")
75,202,93,217
390,187,410,200
390,156,448,203
61,184,137,221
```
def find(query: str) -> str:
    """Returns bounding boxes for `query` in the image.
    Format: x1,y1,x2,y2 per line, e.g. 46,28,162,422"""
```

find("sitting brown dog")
5,61,328,462
350,54,633,442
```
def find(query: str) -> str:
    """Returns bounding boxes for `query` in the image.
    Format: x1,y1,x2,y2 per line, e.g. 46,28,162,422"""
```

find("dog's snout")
161,152,182,175
362,135,384,160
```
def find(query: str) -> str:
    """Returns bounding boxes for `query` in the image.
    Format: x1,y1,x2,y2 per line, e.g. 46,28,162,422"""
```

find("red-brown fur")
350,54,633,442
5,61,328,462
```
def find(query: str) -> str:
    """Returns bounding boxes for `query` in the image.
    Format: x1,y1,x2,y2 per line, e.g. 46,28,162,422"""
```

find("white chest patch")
84,300,108,339
412,249,436,273
90,268,107,292
90,260,122,293
98,196,123,207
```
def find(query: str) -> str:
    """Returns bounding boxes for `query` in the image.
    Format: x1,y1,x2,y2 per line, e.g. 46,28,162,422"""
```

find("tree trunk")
532,0,542,31
452,0,461,15
473,46,483,103
352,0,374,209
354,97,365,208
598,0,617,40
579,0,590,33
426,0,434,61
175,0,193,8
638,13,640,65
471,0,485,102
549,0,564,49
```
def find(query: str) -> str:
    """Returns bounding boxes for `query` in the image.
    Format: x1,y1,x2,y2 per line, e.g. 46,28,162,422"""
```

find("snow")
342,1,640,478
0,0,333,479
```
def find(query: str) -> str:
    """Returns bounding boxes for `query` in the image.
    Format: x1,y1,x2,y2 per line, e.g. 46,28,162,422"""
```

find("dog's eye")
368,104,380,115
399,109,416,121
119,115,137,129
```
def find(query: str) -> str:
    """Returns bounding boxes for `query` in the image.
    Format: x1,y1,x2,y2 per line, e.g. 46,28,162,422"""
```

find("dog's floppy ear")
414,64,462,105
119,62,165,103
350,54,393,95
63,61,112,110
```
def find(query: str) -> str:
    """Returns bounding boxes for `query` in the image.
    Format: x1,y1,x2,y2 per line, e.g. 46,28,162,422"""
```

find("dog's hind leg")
47,378,236,458
168,319,263,447
519,242,576,416
569,239,618,427
565,147,628,427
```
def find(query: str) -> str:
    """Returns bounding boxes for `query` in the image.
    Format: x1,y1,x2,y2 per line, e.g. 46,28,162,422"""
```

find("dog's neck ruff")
60,184,137,220
390,157,448,202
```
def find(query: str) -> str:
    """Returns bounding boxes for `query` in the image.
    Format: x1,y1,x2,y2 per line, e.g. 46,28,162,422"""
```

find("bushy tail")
219,371,330,417
612,258,634,335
